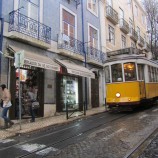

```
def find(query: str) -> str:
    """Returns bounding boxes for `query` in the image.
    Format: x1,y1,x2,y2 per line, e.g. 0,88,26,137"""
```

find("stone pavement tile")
0,106,106,140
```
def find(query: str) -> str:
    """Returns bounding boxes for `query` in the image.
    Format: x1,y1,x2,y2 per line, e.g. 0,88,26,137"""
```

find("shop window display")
15,69,39,118
60,76,79,110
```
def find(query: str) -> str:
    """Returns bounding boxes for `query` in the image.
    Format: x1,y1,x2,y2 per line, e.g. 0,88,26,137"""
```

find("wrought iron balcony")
106,6,118,25
57,33,84,60
119,19,129,34
87,46,105,64
138,36,145,47
129,28,138,42
8,10,51,45
67,0,80,8
144,42,151,51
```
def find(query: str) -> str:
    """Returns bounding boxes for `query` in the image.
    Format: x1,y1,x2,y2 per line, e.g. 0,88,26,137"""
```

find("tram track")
15,113,130,158
124,127,158,158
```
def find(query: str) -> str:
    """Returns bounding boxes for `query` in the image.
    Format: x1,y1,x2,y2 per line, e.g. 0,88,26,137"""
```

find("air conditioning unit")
63,34,70,45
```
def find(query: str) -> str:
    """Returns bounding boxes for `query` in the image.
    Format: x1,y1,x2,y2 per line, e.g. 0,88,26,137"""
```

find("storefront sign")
24,59,59,71
67,69,95,78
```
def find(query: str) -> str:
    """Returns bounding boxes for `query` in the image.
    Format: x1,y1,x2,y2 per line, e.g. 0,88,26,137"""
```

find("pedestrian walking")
27,86,36,122
0,84,14,129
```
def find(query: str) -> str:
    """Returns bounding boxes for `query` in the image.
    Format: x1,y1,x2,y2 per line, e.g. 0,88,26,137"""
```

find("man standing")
0,84,14,129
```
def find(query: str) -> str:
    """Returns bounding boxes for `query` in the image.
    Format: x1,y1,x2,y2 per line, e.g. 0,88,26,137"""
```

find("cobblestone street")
46,107,158,158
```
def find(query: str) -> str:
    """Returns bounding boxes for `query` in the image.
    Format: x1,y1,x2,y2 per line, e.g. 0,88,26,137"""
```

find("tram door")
91,75,99,108
138,64,146,99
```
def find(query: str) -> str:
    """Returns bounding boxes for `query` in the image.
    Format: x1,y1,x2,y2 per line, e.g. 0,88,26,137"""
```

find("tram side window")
156,68,158,82
138,64,144,80
111,64,123,82
124,62,136,81
105,66,110,83
148,66,152,82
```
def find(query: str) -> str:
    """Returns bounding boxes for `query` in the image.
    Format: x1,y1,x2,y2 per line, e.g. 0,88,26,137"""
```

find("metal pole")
0,18,4,83
81,0,87,110
18,53,22,130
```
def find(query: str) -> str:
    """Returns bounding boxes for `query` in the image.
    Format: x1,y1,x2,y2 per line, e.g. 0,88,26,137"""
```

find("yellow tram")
104,48,158,111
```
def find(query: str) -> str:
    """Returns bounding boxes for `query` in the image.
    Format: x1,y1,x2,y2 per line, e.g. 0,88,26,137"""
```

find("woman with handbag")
27,86,36,122
0,84,14,129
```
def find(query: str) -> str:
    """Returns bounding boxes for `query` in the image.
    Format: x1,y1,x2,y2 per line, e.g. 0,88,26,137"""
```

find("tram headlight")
116,93,121,98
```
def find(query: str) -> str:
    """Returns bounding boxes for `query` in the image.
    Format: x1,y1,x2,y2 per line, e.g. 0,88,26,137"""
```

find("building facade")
105,0,150,52
0,0,106,122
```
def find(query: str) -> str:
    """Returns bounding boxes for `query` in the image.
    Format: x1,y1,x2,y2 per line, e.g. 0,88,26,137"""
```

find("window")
129,18,133,33
142,15,146,25
131,42,135,48
19,0,39,20
87,0,98,16
121,35,126,48
128,0,131,8
135,5,138,17
137,26,140,38
119,7,124,19
111,64,123,82
108,25,115,44
105,66,110,83
148,66,152,82
124,62,137,81
144,34,146,43
107,0,112,6
89,25,98,48
62,9,75,38
138,64,144,80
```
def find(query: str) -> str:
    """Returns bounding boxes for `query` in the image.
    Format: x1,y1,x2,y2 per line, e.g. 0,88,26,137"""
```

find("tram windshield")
105,66,110,83
111,64,123,82
124,62,136,81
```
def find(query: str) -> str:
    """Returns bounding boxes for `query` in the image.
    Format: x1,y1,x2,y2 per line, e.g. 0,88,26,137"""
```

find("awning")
7,45,60,71
56,59,95,79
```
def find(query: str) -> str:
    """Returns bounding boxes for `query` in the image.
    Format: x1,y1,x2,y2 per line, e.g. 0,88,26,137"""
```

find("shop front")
56,59,95,112
8,45,60,119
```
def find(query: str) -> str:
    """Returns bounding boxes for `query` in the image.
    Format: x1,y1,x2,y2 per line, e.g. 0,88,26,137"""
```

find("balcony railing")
58,33,84,56
144,42,151,51
119,19,129,34
9,10,51,44
138,36,145,47
106,6,118,25
129,28,138,41
87,46,105,63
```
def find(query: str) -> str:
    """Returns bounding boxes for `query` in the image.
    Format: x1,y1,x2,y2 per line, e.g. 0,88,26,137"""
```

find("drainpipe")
81,0,88,110
0,18,4,83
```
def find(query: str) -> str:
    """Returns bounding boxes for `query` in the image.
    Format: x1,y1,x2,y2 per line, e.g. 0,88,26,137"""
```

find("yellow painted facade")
105,0,148,52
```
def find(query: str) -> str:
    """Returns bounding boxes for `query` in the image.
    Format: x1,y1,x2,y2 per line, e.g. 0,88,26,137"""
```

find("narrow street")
0,105,157,158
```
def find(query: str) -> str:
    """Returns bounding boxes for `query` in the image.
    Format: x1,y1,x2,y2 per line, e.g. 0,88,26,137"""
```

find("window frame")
121,35,126,48
60,4,77,39
108,25,115,45
87,0,98,17
88,23,99,49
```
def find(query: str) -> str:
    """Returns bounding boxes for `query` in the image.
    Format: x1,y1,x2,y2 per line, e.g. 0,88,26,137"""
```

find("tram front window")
111,64,123,82
124,62,136,81
105,66,110,83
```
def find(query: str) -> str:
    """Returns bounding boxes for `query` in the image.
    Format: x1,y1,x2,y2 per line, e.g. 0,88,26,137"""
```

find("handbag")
32,101,40,109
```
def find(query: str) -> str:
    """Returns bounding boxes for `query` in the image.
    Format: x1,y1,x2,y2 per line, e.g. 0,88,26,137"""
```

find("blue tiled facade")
0,0,105,120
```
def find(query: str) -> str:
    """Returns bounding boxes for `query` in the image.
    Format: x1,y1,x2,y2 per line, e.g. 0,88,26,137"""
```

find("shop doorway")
56,73,83,112
10,66,44,119
91,77,99,108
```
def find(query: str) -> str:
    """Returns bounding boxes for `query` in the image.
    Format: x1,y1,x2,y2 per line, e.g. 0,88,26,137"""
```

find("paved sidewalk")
0,106,106,140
